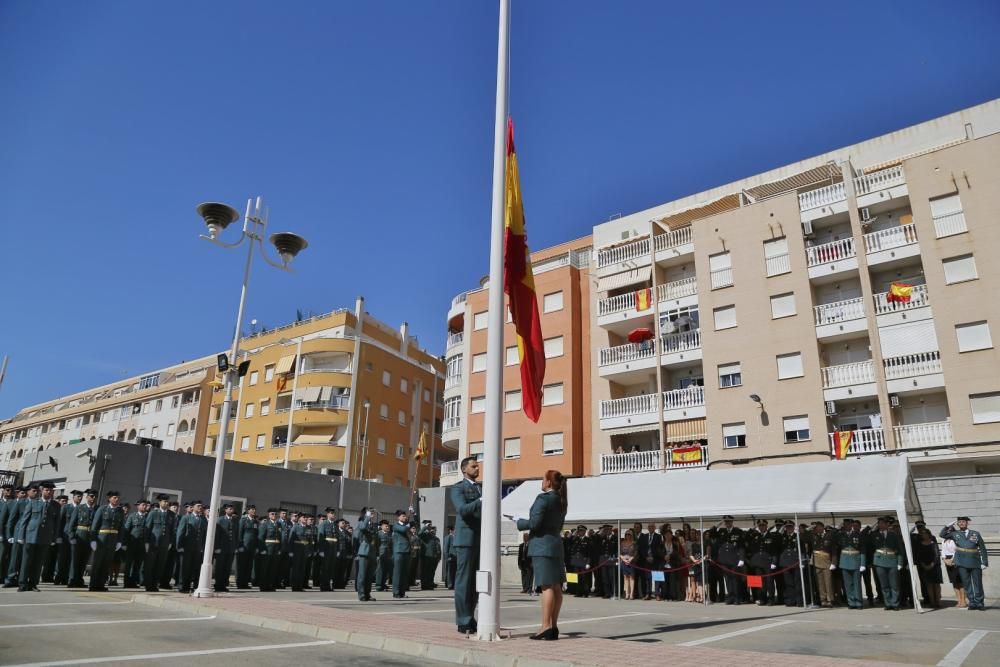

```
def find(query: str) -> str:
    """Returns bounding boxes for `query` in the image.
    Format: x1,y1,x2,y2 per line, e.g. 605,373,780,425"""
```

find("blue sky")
2,1,999,418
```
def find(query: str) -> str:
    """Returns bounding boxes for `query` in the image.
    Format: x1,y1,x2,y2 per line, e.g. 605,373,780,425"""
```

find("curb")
131,594,582,667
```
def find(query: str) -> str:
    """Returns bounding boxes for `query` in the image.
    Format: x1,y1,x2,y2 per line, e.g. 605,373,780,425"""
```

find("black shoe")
145,588,159,592
529,628,558,641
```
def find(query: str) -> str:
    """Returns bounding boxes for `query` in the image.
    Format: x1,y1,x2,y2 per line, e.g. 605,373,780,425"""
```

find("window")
942,254,977,285
423,389,430,403
470,396,486,414
776,352,804,379
256,434,265,450
151,425,159,438
400,378,408,393
764,237,790,276
377,438,386,454
379,404,389,420
395,444,404,459
249,371,259,386
505,346,519,366
783,416,810,443
504,437,521,459
970,392,1000,424
167,423,175,436
264,365,275,382
155,399,163,412
543,336,564,359
770,292,796,319
472,353,487,372
398,410,406,425
930,193,966,237
260,399,270,416
138,428,146,438
504,390,522,412
138,374,159,390
709,251,733,289
542,432,564,455
719,362,742,388
474,311,488,330
542,383,564,406
171,396,180,409
382,370,391,386
142,402,151,415
543,291,564,313
240,436,250,451
469,441,484,459
244,402,255,418
713,305,737,330
722,422,747,448
956,321,993,353
101,412,109,423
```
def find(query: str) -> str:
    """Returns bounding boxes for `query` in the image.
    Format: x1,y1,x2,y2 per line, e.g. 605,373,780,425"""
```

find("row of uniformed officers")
0,484,450,599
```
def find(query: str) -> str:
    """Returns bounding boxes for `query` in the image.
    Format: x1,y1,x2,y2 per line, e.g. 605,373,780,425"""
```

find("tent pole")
616,519,622,600
700,516,707,606
794,512,807,609
897,502,923,614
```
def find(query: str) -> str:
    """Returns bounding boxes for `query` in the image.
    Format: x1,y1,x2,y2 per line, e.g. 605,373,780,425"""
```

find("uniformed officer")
256,508,282,592
53,490,80,585
716,515,747,604
3,486,32,587
40,493,68,583
408,524,422,587
18,482,61,591
374,519,392,592
860,519,879,605
836,518,866,609
419,523,442,591
289,513,311,591
122,499,148,588
315,508,338,591
213,503,238,592
142,494,175,592
236,505,259,589
568,525,593,598
276,509,291,589
304,514,317,589
448,456,482,633
354,508,377,601
336,518,355,589
89,490,126,592
870,516,905,610
443,526,456,590
940,516,989,611
0,485,16,579
310,514,324,587
810,522,838,607
778,521,805,606
175,499,208,593
391,509,414,599
747,519,776,605
65,489,97,588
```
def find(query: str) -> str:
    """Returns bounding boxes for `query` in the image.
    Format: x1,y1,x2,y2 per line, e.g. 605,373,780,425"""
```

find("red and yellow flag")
504,118,545,423
833,431,853,460
413,429,427,461
636,288,652,311
670,445,703,465
887,282,913,303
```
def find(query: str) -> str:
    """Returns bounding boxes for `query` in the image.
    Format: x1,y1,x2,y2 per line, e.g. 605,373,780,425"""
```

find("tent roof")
501,457,916,523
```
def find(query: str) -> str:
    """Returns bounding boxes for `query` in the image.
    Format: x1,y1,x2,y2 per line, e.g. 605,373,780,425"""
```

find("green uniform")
88,505,125,591
317,519,339,591
214,515,237,591
449,478,482,629
143,507,175,592
391,521,411,598
940,524,988,610
236,515,258,588
3,497,28,586
374,527,392,591
256,519,281,591
354,517,376,600
419,527,442,590
66,503,96,587
53,502,76,585
836,529,867,609
175,513,207,592
870,529,905,609
122,511,146,588
18,497,61,591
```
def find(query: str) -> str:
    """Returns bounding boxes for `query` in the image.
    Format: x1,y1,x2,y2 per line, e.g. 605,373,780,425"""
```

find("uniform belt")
814,550,830,555
265,539,280,544
98,529,119,534
875,548,896,555
76,525,91,531
295,540,311,545
324,537,339,542
955,547,979,553
841,548,860,554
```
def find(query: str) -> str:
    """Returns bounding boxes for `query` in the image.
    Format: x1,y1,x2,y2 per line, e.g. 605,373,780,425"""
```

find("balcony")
828,428,886,457
599,341,656,369
798,181,846,213
665,444,709,470
653,226,694,259
821,360,877,401
448,292,468,322
598,329,701,379
599,394,659,430
660,329,701,355
446,332,464,350
597,237,650,270
765,253,791,277
805,238,857,280
814,297,868,339
662,387,705,422
933,211,967,238
597,277,697,323
873,284,930,323
863,223,919,265
894,420,954,451
883,351,944,394
710,267,733,290
600,449,661,475
854,166,907,207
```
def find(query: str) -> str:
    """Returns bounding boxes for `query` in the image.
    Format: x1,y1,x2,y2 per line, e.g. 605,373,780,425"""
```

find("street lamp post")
358,399,371,479
192,196,308,599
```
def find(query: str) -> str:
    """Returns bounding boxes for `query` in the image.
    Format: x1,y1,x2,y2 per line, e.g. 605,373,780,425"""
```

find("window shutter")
929,194,962,218
879,320,939,356
783,415,809,432
709,252,731,271
942,255,977,284
770,293,796,318
956,321,992,352
714,305,737,330
722,423,746,438
763,237,788,258
776,352,804,379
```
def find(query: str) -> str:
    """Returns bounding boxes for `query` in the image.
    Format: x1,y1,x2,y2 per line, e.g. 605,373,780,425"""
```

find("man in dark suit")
448,457,482,634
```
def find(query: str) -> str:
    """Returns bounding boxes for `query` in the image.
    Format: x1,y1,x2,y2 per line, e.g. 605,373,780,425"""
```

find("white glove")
70,538,77,545
90,541,97,550
176,547,184,553
56,537,63,544
115,543,122,552
288,552,293,558
366,511,372,518
17,539,23,545
214,549,221,554
830,564,837,571
982,564,988,570
859,565,866,572
238,547,245,553
145,544,150,553
737,560,744,568
407,506,414,513
769,564,776,570
897,564,903,571
318,552,325,557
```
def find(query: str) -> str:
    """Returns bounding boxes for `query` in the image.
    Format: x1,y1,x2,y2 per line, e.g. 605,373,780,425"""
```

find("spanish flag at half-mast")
504,117,546,423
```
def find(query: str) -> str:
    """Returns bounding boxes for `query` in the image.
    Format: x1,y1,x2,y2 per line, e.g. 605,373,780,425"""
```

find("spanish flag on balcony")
833,431,853,460
636,288,652,311
504,118,545,423
887,282,913,303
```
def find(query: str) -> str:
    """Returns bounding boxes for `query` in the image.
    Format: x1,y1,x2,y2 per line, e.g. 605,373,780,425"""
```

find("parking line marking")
0,615,216,630
678,619,797,646
937,630,990,667
3,640,338,666
505,612,647,630
0,601,133,608
373,603,538,616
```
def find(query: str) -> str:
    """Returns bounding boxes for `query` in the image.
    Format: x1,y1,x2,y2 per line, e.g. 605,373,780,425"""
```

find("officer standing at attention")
568,525,592,597
316,508,338,591
289,513,310,591
236,505,258,589
419,524,442,590
391,509,414,599
810,522,838,607
41,493,68,583
778,521,805,606
0,485,15,578
53,490,81,585
443,525,456,590
408,524,422,588
175,500,208,593
256,508,281,592
870,516,905,610
374,519,392,592
18,482,61,591
65,489,97,588
448,456,482,634
940,516,988,611
143,494,175,592
836,519,866,609
213,503,238,592
89,490,126,592
335,518,355,589
3,485,32,588
122,499,148,588
354,508,376,601
716,515,747,604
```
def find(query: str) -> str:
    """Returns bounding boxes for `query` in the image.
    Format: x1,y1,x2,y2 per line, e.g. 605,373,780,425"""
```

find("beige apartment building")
590,99,1000,532
439,237,594,487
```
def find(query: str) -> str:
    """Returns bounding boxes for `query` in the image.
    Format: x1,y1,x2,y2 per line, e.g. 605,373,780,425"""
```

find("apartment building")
0,357,215,470
440,237,594,487
590,100,1000,521
206,299,447,488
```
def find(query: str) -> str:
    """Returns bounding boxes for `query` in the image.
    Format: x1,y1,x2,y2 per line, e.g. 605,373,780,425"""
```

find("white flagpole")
478,0,510,642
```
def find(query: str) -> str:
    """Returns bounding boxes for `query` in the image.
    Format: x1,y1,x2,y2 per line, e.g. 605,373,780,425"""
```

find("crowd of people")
516,514,989,611
0,483,453,598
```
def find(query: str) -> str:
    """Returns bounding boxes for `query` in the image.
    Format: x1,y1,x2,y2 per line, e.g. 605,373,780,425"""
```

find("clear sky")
2,1,999,419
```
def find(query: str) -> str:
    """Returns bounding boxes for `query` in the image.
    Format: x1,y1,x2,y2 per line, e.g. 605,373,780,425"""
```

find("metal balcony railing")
933,211,967,238
710,267,733,289
446,332,464,348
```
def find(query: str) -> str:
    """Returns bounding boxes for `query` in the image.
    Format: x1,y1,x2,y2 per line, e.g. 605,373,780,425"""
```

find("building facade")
440,237,594,486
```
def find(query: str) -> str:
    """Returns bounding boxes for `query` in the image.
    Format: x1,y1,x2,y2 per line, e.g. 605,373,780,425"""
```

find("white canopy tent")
501,457,925,611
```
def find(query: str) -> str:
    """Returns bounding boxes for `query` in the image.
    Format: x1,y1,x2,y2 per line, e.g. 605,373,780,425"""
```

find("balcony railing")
440,460,460,476
894,420,954,450
873,284,929,315
710,267,733,289
821,360,875,388
660,329,701,354
765,253,791,277
883,351,941,380
657,276,697,301
854,165,905,195
600,449,661,475
451,292,468,308
798,181,846,211
933,211,967,238
600,394,658,420
863,222,918,254
299,396,351,411
662,386,704,410
829,428,886,456
597,237,650,268
301,366,351,374
444,375,462,389
653,226,693,253
599,341,655,367
806,238,855,267
443,416,461,432
446,332,464,348
814,297,866,327
598,291,637,317
665,444,709,469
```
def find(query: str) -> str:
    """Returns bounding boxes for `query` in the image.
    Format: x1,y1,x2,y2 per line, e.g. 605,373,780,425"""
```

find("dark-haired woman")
513,470,568,640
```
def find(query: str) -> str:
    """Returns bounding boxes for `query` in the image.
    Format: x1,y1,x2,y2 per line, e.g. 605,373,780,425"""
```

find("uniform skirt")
531,554,566,587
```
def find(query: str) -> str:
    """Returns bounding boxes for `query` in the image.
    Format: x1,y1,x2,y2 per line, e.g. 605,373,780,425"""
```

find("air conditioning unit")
889,394,900,408
802,220,815,237
825,400,837,416
860,207,872,222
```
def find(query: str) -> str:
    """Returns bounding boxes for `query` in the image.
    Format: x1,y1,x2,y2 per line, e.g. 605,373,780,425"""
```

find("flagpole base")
474,630,506,642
